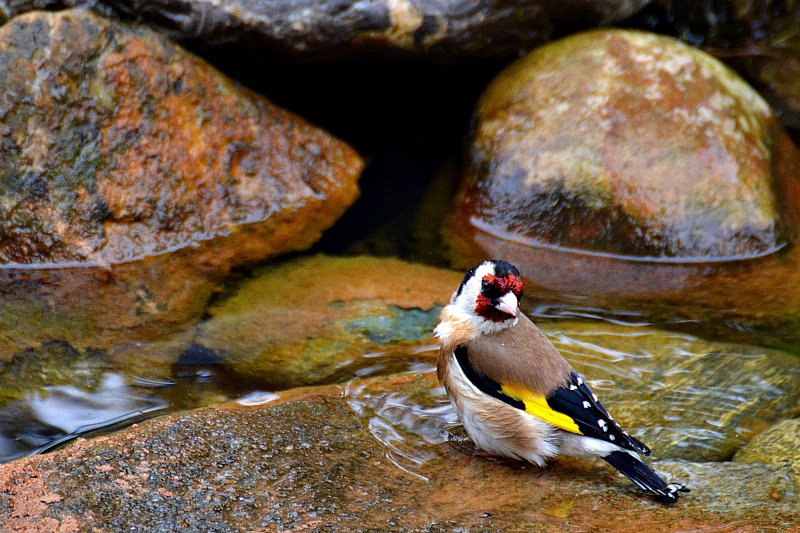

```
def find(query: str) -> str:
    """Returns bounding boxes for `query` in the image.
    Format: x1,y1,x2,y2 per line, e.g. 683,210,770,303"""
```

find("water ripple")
346,373,457,479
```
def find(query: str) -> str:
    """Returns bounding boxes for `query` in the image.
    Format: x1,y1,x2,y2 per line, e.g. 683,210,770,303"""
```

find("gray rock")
2,0,654,61
0,378,797,530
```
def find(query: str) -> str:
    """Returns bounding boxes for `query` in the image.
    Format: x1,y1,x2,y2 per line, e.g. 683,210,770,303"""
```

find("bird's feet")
447,433,511,464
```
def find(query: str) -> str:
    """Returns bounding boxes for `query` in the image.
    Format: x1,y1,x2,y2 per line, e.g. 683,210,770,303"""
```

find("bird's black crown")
455,260,521,299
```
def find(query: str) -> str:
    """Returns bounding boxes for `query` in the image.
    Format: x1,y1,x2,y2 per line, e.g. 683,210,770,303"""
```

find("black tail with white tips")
603,451,689,504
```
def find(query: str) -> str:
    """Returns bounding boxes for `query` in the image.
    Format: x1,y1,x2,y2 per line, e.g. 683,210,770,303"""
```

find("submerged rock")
734,419,800,484
447,29,800,329
0,342,110,408
0,10,362,357
194,255,463,388
0,376,797,531
538,318,800,461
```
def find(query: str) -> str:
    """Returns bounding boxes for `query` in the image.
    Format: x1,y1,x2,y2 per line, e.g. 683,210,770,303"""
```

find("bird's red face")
475,273,524,322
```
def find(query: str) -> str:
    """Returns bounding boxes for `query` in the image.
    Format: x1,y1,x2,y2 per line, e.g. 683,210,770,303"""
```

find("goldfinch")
435,260,688,503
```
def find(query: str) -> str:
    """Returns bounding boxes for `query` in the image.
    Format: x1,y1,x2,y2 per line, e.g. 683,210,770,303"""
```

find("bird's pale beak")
494,292,518,318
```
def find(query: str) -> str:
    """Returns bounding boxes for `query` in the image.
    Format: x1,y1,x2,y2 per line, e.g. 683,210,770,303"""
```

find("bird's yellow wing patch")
500,384,582,434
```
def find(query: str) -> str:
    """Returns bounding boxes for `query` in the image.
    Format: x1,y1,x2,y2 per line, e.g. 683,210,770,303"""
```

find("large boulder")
446,29,800,329
0,9,362,357
4,0,654,62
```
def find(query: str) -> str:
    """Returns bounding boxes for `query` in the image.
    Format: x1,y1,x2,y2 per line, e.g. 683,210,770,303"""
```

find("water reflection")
543,322,800,461
0,374,167,463
236,391,280,406
530,303,653,326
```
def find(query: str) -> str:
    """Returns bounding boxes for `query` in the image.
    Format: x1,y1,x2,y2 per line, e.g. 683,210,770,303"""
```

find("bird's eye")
481,280,491,292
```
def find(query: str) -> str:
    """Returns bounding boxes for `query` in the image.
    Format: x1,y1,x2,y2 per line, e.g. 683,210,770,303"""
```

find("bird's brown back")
466,314,573,396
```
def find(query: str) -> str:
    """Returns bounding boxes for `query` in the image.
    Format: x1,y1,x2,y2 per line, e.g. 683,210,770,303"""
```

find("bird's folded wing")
500,383,582,433
455,346,650,455
510,371,651,455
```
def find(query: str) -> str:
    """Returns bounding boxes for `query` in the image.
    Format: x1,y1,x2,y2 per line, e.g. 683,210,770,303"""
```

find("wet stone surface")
0,393,426,532
0,9,362,357
192,255,462,389
0,9,362,266
631,1,800,134
15,0,654,62
735,418,800,484
0,379,797,531
455,29,788,260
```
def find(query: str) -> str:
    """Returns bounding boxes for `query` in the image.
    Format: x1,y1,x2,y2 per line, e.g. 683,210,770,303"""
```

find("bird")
434,259,688,504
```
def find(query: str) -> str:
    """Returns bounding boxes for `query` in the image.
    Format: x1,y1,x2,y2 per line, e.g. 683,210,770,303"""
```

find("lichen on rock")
195,255,462,388
0,9,362,266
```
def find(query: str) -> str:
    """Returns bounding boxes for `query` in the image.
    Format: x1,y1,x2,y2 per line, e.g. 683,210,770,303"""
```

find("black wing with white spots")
546,371,650,455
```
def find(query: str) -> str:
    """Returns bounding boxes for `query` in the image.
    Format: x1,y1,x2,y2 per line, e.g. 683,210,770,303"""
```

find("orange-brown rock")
447,29,800,329
629,1,800,134
0,9,362,357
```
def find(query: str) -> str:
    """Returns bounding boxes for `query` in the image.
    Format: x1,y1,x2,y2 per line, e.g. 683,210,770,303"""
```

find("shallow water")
2,289,798,467
345,312,799,473
1,299,798,465
0,335,441,463
0,374,167,462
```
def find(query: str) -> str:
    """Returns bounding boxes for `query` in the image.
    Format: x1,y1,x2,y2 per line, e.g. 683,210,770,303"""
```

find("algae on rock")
194,255,462,388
